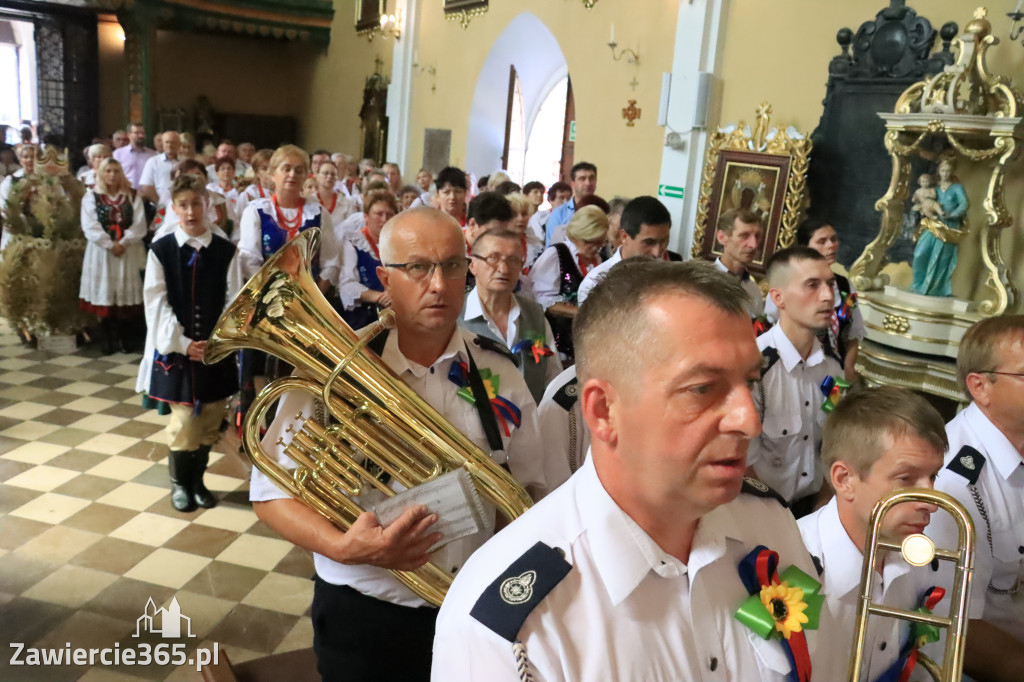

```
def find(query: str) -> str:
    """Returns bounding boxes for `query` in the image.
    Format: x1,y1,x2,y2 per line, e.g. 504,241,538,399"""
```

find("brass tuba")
205,229,534,607
848,488,975,682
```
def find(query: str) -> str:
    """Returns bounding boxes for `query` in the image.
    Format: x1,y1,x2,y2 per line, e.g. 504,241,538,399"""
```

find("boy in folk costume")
142,174,245,511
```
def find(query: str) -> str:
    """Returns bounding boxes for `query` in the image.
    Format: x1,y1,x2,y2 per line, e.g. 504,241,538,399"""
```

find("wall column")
657,0,730,256
118,5,154,130
385,0,417,174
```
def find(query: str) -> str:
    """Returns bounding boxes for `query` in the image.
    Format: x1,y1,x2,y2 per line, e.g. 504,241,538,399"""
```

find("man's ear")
580,377,618,448
769,286,783,309
831,460,857,503
376,265,390,291
716,229,727,248
965,372,991,408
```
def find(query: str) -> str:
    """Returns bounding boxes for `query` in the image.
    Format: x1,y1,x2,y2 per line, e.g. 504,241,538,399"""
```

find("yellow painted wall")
718,1,1024,307
299,3,392,155
97,19,127,137
302,0,680,197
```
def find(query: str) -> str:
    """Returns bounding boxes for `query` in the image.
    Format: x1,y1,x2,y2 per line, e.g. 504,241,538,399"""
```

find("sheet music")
373,468,488,552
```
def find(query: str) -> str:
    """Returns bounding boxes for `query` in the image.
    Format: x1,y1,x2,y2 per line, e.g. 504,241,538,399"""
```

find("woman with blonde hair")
179,132,197,160
505,191,543,267
79,158,147,353
80,143,111,190
529,205,607,363
235,148,274,216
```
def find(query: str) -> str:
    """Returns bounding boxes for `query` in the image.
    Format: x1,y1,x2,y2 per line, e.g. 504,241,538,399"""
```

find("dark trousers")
312,577,438,682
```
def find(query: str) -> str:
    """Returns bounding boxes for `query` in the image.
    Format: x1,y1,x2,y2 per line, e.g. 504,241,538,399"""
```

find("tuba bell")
849,488,975,682
205,229,534,607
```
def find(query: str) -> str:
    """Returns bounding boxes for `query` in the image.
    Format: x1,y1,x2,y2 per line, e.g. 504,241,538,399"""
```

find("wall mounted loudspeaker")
693,71,714,130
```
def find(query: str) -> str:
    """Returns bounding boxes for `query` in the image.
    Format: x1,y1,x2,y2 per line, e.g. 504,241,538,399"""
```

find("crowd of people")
0,125,1022,681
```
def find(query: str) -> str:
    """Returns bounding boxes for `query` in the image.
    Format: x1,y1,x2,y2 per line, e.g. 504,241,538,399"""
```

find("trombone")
849,488,975,682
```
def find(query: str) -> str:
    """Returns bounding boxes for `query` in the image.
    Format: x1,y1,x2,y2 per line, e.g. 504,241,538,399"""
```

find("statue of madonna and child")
909,156,969,297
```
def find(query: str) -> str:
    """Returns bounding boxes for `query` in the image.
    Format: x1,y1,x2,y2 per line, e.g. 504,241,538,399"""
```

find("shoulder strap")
470,542,572,642
472,334,519,368
946,445,984,485
740,477,789,508
552,376,579,412
464,344,505,454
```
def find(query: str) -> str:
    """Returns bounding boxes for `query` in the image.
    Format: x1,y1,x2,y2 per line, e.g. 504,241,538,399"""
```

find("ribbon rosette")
511,338,554,365
874,586,945,682
449,361,522,437
819,375,850,413
735,546,824,682
752,315,772,337
836,291,858,324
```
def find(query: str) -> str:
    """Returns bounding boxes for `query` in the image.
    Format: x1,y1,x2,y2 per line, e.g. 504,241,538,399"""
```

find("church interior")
0,0,1022,679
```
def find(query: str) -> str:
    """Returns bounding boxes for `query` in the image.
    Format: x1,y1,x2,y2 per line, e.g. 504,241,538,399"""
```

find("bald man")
251,208,547,682
433,259,841,680
139,131,181,206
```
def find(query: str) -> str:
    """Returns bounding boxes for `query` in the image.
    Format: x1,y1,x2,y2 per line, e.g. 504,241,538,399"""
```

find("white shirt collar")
814,498,909,599
173,225,213,249
964,402,1024,481
769,323,825,371
464,286,521,325
381,326,467,379
714,256,750,281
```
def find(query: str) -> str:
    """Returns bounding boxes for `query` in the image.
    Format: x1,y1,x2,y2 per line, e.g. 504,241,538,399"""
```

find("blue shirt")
545,198,576,246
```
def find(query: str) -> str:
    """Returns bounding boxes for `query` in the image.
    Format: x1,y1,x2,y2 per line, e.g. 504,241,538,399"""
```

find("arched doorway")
465,12,569,187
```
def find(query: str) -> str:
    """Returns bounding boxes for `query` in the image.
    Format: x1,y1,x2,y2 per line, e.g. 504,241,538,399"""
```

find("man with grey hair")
433,258,841,681
251,207,547,682
140,130,181,207
927,315,1024,679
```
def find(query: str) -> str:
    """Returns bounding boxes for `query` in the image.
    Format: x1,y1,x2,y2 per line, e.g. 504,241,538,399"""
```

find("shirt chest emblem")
500,570,537,604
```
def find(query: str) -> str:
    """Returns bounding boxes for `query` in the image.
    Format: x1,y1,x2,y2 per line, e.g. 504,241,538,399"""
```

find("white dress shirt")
749,324,843,503
249,327,547,609
135,226,245,394
536,365,586,482
715,257,765,319
799,498,933,681
928,403,1024,641
577,248,622,305
139,153,180,207
433,454,840,681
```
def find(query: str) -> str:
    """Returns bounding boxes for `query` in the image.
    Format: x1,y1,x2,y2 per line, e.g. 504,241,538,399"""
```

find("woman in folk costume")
78,158,147,353
529,205,607,364
142,174,244,511
334,188,397,330
234,148,273,217
236,145,331,432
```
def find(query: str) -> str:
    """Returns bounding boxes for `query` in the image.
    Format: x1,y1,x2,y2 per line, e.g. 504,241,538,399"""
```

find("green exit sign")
658,184,684,199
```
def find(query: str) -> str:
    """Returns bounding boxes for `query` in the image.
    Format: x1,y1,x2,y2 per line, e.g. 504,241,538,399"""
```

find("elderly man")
111,129,129,149
251,207,547,682
462,228,562,404
577,195,672,305
237,142,255,165
433,258,841,680
113,122,155,189
927,315,1024,680
205,140,249,178
749,246,841,515
715,207,765,319
139,131,182,207
545,162,597,245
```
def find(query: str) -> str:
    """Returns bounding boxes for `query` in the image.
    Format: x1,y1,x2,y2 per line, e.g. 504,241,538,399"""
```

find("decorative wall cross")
622,99,642,126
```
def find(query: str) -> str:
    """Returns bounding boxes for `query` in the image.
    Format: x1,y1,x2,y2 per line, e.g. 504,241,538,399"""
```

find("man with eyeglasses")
926,315,1024,680
461,228,563,405
251,207,548,682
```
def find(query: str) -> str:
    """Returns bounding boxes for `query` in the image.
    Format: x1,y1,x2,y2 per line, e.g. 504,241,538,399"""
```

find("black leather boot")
168,450,196,512
191,446,217,509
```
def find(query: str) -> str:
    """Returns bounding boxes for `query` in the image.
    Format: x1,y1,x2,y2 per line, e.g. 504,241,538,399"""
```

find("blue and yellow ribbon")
449,361,522,437
735,546,824,682
819,375,850,413
511,338,554,365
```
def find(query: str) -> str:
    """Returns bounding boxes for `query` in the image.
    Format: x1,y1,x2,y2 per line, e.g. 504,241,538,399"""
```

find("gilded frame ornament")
691,103,812,274
444,0,488,29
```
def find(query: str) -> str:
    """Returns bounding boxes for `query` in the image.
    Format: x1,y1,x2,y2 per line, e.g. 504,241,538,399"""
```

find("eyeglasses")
979,371,1024,380
472,253,525,270
383,258,470,281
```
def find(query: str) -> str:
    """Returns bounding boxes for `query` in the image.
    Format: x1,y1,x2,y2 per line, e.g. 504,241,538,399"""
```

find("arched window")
522,76,569,194
502,66,526,184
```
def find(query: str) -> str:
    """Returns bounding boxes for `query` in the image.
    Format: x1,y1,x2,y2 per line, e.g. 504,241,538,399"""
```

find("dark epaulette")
551,376,579,412
945,445,985,485
760,346,780,379
472,335,519,368
470,542,572,642
810,554,824,578
741,477,789,508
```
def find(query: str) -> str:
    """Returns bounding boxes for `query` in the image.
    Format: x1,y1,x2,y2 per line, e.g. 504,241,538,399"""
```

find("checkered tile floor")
0,323,315,681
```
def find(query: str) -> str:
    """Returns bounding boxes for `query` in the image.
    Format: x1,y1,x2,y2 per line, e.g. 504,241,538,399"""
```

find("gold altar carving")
850,8,1024,317
691,103,812,270
882,314,911,334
